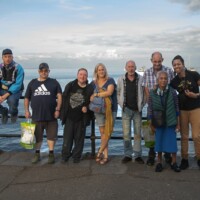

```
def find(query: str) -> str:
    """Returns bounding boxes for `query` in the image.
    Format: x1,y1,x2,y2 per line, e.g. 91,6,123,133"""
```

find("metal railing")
0,96,193,157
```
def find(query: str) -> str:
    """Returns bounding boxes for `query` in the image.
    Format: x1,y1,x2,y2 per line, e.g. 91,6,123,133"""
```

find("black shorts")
33,120,58,142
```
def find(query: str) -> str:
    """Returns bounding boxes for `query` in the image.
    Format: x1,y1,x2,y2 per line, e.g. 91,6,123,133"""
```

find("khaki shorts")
33,120,58,142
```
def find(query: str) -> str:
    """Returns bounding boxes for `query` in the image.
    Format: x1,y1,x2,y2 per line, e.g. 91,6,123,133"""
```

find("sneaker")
164,153,172,164
31,153,40,164
48,153,55,164
155,163,163,172
121,156,132,164
1,107,8,124
179,158,189,170
171,163,181,172
197,159,200,168
11,115,18,123
61,157,69,163
135,157,144,164
146,157,155,166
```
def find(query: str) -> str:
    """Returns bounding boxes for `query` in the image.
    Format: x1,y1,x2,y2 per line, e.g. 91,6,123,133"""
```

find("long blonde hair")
93,63,109,81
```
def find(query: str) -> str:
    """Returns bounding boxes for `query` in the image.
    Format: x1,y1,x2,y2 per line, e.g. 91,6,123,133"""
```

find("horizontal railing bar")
0,134,192,141
0,96,194,155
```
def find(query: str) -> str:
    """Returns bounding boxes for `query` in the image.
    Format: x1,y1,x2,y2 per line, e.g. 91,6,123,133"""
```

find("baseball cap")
2,48,13,56
39,63,49,70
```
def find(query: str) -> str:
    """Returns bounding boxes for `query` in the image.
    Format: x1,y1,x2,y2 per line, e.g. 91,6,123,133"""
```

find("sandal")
96,151,103,163
100,157,109,165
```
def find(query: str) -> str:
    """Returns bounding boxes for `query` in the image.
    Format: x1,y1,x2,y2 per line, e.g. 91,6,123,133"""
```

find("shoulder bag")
89,83,105,114
151,90,169,127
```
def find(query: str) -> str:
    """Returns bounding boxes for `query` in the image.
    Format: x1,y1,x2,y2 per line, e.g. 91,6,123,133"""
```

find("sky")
1,0,200,74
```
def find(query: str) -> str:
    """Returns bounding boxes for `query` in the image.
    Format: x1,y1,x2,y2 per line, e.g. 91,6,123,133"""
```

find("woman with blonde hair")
90,63,117,164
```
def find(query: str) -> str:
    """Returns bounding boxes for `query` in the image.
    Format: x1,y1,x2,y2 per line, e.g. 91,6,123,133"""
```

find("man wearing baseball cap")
0,48,24,124
24,63,62,164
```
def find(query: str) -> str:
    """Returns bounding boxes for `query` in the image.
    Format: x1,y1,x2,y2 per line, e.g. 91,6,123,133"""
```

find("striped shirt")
142,65,174,91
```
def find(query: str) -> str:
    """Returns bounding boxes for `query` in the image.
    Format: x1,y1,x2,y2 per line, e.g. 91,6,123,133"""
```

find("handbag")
89,82,105,113
151,90,169,127
89,96,105,113
151,110,165,127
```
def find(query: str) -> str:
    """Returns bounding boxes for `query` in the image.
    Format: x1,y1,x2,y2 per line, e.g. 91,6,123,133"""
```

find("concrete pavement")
0,151,200,200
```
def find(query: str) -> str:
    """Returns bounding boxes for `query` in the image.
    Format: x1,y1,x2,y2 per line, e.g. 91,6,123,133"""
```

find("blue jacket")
0,61,24,94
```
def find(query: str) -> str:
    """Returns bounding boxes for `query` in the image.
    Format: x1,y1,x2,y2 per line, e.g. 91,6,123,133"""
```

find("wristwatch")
95,93,99,97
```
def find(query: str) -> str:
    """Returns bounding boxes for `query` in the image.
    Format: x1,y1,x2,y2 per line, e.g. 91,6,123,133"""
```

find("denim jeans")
122,107,142,158
0,89,22,116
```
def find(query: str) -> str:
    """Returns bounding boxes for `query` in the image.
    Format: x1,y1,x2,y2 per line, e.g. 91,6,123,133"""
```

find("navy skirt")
155,126,178,153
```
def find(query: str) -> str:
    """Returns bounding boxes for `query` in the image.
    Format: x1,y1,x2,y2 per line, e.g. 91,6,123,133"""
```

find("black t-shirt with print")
25,78,62,121
68,81,87,122
170,70,200,110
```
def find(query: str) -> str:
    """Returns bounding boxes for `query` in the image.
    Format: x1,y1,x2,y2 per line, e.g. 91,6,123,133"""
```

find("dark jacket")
60,79,94,126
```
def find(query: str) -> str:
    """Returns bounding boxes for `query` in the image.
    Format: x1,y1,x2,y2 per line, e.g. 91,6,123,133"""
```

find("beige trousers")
180,108,200,159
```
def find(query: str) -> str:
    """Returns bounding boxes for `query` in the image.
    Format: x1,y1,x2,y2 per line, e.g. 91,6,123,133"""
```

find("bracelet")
55,109,60,111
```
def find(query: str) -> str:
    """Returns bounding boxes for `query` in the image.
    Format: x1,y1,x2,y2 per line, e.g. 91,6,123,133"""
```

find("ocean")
20,67,147,118
0,68,195,156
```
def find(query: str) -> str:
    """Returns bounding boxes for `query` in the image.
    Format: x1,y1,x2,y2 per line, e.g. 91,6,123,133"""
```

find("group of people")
1,49,200,173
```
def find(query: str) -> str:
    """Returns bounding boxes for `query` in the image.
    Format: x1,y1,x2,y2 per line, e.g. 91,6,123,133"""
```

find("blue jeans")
122,107,142,158
0,89,22,116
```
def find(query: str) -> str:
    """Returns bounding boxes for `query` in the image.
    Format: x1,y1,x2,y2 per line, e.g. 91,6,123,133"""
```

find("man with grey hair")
142,52,174,166
117,60,145,164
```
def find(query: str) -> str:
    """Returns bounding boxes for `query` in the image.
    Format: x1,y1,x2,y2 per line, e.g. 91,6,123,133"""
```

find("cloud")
67,49,123,61
1,15,200,69
58,0,93,11
169,0,200,12
12,24,200,69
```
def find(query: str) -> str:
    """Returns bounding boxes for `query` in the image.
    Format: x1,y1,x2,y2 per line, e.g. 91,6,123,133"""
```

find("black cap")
2,48,13,56
39,63,49,70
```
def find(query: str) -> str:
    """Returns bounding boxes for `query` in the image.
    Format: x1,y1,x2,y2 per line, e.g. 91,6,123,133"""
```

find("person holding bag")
24,63,62,164
142,52,174,166
148,71,181,172
90,63,117,165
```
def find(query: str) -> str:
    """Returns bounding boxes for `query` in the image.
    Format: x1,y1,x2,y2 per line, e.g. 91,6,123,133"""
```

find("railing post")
90,118,96,157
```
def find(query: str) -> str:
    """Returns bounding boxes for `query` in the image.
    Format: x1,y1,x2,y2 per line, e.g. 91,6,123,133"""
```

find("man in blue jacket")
0,49,24,124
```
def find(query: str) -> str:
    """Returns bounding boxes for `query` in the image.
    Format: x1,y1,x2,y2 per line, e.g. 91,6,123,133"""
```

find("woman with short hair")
148,71,181,172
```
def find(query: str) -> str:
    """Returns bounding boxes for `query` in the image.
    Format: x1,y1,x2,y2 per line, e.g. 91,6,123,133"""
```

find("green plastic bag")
20,120,36,149
142,120,155,148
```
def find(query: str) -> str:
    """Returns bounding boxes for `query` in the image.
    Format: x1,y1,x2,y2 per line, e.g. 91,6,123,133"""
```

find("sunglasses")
39,69,49,73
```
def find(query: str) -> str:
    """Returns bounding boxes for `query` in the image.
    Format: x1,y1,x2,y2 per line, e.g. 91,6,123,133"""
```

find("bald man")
142,52,174,166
